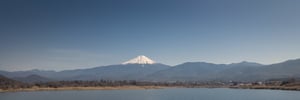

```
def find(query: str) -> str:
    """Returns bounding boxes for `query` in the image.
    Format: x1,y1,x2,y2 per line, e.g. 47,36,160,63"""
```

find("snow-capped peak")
122,55,156,64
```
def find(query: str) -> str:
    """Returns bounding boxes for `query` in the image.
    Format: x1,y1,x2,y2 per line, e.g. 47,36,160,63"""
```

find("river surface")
1,88,300,100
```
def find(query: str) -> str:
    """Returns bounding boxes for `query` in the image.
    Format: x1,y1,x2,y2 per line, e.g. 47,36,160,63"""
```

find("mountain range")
1,55,300,82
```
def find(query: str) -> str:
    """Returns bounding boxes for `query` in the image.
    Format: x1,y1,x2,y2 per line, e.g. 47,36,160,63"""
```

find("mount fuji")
2,55,170,81
122,55,156,65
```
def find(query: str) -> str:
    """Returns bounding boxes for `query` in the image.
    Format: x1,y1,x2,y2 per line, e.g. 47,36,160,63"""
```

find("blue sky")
1,0,300,71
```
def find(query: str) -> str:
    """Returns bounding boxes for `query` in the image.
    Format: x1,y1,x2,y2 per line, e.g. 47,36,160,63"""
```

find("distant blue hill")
1,59,300,82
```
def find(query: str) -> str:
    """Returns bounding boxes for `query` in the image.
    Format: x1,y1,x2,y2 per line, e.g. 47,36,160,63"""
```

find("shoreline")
0,86,171,93
230,86,300,91
1,86,300,93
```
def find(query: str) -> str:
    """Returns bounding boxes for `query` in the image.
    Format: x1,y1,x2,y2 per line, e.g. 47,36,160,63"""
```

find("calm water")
1,88,300,100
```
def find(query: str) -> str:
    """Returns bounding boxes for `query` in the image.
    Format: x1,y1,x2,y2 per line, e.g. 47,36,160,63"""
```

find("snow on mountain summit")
122,55,156,64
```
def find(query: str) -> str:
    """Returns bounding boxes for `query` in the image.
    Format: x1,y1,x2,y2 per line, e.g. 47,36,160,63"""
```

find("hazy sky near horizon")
1,0,300,71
